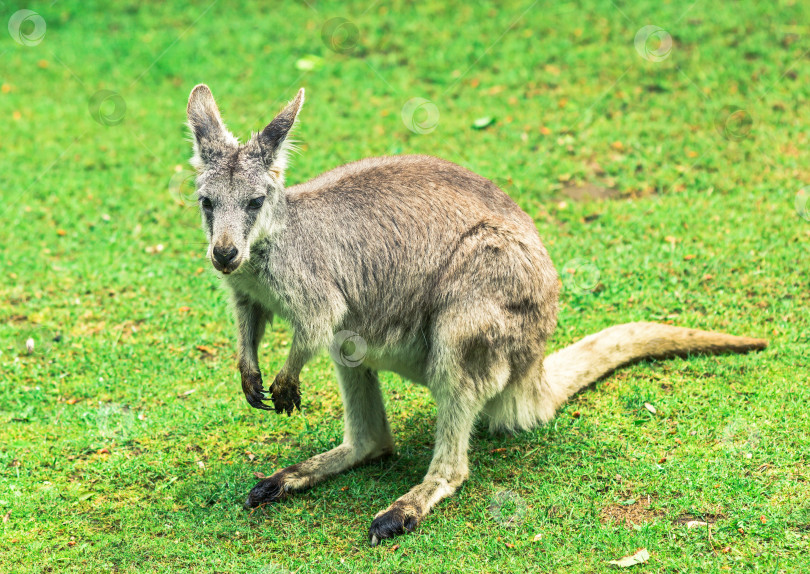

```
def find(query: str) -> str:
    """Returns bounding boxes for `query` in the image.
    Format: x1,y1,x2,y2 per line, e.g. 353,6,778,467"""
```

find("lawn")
1,0,809,572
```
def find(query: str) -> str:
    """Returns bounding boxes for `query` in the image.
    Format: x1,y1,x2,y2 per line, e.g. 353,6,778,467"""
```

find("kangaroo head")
186,84,304,274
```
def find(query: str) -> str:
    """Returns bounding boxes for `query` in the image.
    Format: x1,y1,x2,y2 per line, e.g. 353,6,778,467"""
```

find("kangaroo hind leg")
368,308,511,543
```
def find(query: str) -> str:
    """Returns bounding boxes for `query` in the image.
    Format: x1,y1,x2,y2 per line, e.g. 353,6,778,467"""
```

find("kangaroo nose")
213,245,239,267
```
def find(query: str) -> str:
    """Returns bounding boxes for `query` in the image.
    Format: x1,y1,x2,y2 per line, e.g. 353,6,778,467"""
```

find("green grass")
1,0,809,572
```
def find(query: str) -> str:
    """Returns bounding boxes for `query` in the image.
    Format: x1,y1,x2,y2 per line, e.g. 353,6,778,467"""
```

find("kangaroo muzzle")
211,241,241,273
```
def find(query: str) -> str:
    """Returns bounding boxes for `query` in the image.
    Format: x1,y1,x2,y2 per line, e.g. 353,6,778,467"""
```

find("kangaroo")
185,84,767,545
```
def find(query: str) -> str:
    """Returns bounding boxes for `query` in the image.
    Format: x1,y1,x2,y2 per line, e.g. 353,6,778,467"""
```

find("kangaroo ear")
257,88,305,175
187,84,237,169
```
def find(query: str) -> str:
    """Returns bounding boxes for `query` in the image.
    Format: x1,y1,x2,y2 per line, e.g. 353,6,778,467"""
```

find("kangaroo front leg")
245,365,394,508
368,392,479,545
267,333,315,415
235,297,272,411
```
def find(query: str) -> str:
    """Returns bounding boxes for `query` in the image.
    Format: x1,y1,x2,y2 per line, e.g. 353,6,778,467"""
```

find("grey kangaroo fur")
185,84,767,544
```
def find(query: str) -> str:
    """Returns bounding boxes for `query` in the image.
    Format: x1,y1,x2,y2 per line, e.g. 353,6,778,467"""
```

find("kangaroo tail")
542,321,767,413
484,322,767,433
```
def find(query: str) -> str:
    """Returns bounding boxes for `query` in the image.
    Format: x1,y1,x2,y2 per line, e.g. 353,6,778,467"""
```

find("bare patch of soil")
600,495,663,528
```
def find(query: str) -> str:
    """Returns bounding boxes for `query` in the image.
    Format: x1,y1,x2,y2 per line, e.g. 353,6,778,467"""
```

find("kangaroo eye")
248,196,265,210
200,197,213,211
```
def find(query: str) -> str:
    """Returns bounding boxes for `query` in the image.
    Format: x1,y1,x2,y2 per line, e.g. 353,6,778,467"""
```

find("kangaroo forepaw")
269,373,301,416
368,504,420,545
241,370,273,411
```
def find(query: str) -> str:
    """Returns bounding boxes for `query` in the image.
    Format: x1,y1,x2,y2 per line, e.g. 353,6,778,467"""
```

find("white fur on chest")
226,266,287,317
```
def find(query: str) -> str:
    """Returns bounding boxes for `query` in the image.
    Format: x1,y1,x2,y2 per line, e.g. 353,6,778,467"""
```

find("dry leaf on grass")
608,548,650,568
686,520,708,528
472,116,496,130
196,345,217,358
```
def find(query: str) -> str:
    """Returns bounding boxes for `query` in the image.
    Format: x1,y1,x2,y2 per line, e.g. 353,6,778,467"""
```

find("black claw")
242,370,275,411
245,390,272,410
